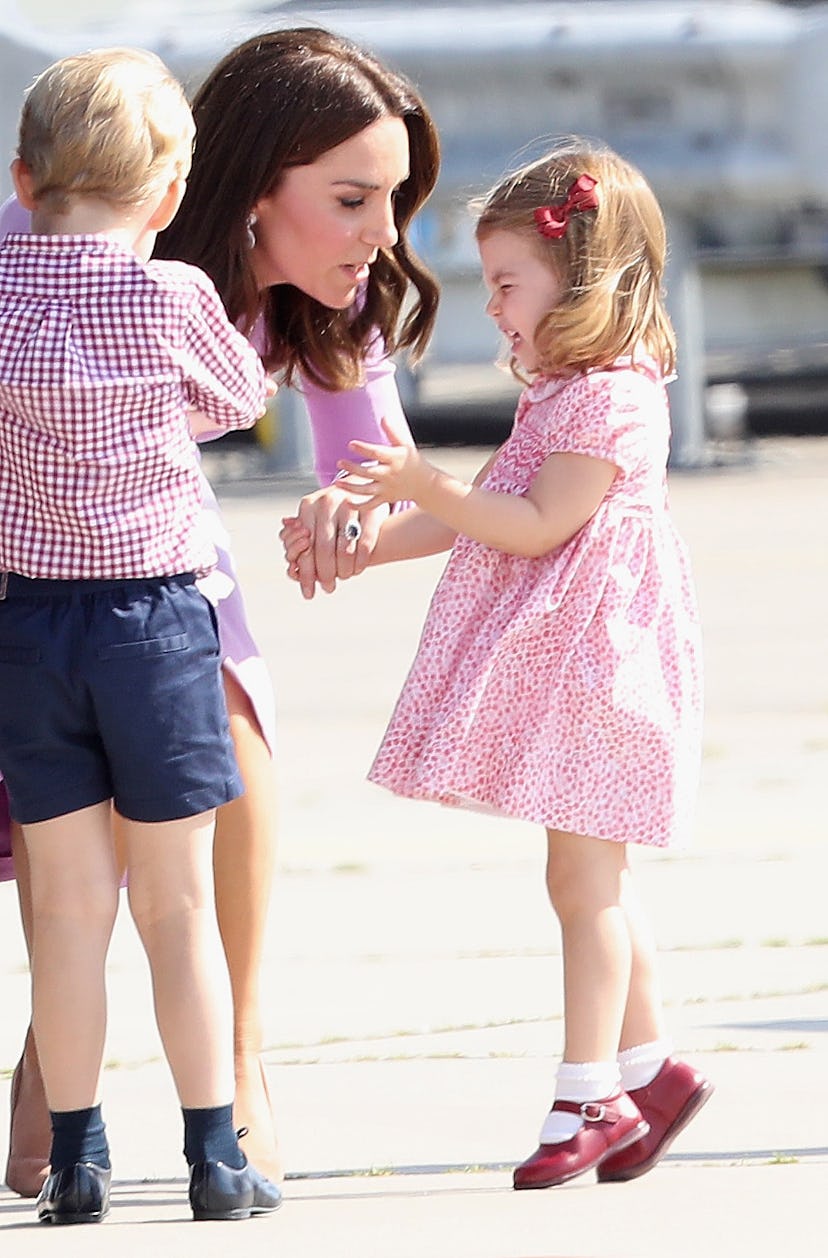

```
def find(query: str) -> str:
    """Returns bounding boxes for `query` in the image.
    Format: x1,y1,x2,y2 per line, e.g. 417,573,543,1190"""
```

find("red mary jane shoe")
513,1090,648,1190
597,1057,713,1182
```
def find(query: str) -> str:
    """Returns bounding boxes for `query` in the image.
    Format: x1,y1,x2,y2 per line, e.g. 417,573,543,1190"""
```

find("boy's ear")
147,176,186,233
11,158,37,211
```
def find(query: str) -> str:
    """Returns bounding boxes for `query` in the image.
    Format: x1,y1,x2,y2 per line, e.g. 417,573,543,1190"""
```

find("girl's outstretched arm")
338,423,617,558
366,507,456,564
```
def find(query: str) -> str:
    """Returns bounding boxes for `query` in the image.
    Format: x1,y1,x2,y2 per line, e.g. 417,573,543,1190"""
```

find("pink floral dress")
369,360,703,848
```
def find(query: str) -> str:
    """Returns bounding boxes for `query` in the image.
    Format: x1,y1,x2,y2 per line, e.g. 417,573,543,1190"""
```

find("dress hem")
368,776,691,850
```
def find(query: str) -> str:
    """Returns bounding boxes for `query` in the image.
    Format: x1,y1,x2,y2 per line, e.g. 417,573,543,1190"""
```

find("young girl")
0,48,280,1222
308,138,713,1188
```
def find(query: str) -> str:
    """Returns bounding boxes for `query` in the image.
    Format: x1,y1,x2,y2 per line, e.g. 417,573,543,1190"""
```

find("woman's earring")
245,214,257,249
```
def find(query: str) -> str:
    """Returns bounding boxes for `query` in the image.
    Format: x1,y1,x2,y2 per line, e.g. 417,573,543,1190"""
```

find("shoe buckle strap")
581,1101,612,1122
552,1098,620,1123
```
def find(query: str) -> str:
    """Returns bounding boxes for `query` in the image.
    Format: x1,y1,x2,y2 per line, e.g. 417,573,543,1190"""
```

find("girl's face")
479,229,564,373
250,116,410,308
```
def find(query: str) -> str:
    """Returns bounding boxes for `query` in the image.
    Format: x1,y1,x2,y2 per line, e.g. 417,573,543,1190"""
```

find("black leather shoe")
189,1158,282,1221
37,1162,111,1225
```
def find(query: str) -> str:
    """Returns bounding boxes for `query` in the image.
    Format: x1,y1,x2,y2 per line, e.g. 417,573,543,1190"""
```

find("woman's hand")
279,484,390,599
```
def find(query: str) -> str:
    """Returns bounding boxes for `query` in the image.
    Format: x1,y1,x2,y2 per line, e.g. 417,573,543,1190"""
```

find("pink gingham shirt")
0,233,267,580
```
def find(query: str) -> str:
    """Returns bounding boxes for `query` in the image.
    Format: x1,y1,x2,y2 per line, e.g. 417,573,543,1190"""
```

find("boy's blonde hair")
18,47,195,212
474,137,676,379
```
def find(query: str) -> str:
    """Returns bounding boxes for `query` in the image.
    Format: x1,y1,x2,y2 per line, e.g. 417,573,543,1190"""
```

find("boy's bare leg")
124,811,235,1107
24,804,120,1111
6,665,280,1183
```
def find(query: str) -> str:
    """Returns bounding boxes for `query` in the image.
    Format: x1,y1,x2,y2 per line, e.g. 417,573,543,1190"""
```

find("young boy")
0,47,279,1224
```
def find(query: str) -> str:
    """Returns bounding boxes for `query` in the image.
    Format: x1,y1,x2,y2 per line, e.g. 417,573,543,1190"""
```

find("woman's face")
250,115,410,308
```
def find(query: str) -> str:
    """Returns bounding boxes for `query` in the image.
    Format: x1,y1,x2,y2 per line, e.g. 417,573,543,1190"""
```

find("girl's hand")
337,418,432,508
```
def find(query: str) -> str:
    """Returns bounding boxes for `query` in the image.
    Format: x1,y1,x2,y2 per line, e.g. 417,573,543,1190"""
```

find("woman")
2,26,439,1195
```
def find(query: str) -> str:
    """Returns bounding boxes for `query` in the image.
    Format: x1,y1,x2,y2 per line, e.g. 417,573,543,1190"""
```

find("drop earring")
245,214,257,249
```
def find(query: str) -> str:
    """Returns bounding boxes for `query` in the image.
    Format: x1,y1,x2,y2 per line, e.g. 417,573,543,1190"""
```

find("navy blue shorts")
0,572,243,825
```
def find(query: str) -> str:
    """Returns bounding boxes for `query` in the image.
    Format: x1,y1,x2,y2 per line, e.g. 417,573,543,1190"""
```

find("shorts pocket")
0,642,41,664
97,633,188,661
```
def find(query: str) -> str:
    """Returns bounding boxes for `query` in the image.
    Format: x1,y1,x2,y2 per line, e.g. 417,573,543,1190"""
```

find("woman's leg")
124,811,235,1108
213,670,280,1177
4,820,52,1197
24,804,121,1112
10,819,33,952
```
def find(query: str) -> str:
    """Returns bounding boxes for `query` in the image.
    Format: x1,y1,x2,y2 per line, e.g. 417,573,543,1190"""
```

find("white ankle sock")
539,1060,621,1144
617,1039,672,1092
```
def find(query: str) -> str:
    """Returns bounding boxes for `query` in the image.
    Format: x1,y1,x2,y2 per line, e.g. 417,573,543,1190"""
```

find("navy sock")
182,1104,244,1169
49,1105,110,1173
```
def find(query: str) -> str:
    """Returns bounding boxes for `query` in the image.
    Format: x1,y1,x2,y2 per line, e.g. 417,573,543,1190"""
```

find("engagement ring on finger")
343,520,361,543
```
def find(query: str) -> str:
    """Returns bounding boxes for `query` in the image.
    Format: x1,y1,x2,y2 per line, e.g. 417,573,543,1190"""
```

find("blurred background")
3,0,828,462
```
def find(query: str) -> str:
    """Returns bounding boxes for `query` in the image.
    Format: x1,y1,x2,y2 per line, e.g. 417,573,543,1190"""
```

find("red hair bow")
534,174,599,239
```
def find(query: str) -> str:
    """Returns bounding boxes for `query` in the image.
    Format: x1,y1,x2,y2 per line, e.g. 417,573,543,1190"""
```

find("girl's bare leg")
545,829,632,1063
213,670,280,1177
617,865,668,1050
4,821,52,1197
513,830,657,1188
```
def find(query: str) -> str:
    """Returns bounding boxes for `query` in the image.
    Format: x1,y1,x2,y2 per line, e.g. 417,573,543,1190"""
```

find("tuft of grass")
103,1056,161,1072
668,938,743,952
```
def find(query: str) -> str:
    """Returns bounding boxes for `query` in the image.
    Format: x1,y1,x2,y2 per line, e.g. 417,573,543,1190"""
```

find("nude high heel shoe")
233,1055,282,1184
5,1025,52,1198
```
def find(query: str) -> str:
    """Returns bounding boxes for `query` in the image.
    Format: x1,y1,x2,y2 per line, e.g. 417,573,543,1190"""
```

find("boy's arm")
175,267,270,430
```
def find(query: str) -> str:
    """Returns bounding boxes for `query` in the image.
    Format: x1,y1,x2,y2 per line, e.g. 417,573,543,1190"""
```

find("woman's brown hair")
475,138,676,380
155,27,440,389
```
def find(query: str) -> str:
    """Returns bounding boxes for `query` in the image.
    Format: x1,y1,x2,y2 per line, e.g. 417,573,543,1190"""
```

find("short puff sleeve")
527,366,667,480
